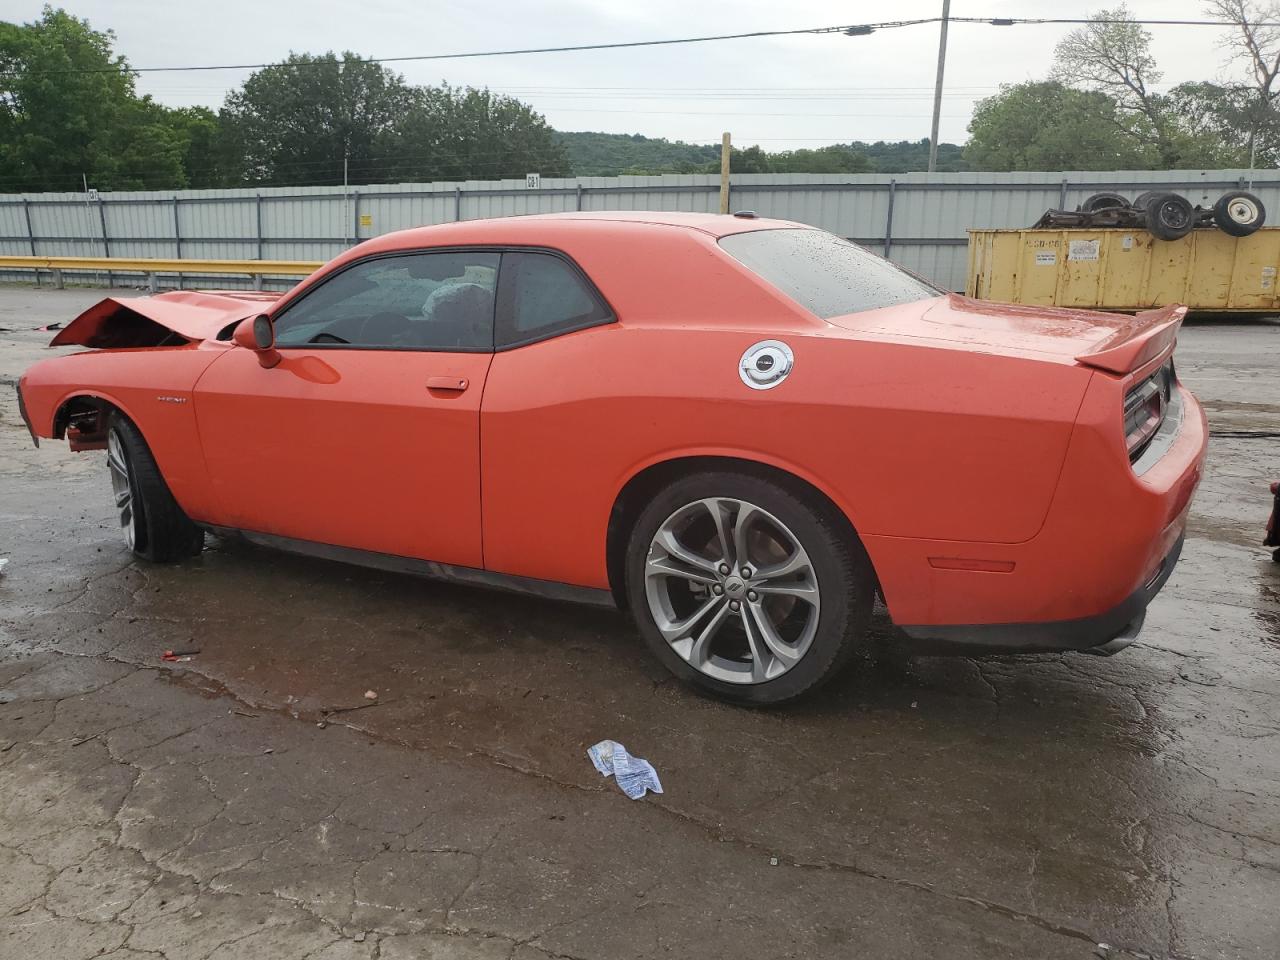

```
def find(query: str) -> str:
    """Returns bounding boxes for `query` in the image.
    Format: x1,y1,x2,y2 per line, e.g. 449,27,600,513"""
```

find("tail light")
1124,360,1175,461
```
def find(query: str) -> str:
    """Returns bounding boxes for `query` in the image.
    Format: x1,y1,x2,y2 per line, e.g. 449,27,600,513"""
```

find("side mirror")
232,315,281,369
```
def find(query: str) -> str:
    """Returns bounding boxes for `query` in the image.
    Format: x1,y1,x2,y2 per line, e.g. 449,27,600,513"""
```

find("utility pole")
928,0,951,173
718,132,731,214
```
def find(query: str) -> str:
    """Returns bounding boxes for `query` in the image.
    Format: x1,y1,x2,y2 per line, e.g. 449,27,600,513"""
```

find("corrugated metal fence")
2,169,1276,291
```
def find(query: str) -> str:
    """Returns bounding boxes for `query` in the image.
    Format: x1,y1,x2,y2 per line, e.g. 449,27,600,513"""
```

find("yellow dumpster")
966,227,1280,313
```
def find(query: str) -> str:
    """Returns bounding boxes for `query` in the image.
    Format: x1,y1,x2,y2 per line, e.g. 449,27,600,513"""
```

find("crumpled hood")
51,290,281,348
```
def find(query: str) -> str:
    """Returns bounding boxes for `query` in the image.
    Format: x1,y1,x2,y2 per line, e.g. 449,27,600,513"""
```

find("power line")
4,16,1277,79
0,21,933,78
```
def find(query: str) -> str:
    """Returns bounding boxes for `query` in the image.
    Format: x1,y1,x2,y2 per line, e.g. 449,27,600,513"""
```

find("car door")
479,249,619,584
193,249,499,569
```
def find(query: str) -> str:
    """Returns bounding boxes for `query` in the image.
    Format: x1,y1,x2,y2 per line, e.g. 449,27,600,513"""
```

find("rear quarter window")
494,251,612,348
718,228,939,319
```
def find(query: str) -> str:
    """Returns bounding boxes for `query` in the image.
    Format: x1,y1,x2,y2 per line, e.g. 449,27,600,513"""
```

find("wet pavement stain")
1,294,1279,958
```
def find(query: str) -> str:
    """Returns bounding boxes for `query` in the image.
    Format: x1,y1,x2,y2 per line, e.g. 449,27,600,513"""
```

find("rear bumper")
899,534,1182,654
869,379,1207,651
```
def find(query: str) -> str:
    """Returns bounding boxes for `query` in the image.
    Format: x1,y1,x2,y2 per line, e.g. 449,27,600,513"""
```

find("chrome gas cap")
739,340,794,390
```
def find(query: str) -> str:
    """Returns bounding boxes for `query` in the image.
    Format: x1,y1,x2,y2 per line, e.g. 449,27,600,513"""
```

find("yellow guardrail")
0,255,323,285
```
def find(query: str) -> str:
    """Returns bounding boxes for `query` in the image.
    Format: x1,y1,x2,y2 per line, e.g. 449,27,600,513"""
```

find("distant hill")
860,140,967,173
554,132,719,176
554,132,968,177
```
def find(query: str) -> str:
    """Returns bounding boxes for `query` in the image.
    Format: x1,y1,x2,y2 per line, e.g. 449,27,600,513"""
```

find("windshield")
719,228,940,319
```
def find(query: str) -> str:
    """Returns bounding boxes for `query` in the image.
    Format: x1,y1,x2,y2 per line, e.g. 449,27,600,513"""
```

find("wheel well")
605,455,865,610
52,395,120,449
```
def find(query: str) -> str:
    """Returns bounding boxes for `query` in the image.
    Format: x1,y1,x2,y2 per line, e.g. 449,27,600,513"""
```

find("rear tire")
1213,190,1266,237
624,471,874,705
1131,191,1161,211
1144,192,1195,241
106,414,204,562
1078,192,1129,214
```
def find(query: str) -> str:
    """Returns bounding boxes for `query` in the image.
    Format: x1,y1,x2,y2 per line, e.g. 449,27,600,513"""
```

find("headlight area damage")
17,289,280,450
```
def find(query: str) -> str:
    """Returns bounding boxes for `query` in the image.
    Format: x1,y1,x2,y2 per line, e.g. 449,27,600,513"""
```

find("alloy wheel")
643,497,821,684
106,428,138,550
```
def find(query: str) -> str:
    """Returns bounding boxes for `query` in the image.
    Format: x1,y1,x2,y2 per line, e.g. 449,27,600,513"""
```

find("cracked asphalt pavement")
1,288,1279,959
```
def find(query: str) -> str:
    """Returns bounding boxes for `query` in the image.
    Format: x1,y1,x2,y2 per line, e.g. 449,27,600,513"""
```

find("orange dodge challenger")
17,212,1207,704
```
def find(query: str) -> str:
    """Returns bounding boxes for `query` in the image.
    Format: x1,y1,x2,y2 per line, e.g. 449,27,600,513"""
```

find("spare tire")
1145,192,1196,241
1213,190,1266,237
1079,192,1129,214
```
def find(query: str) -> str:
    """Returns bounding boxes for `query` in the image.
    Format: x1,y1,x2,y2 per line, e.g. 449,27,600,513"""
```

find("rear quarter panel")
20,345,225,521
480,242,1091,589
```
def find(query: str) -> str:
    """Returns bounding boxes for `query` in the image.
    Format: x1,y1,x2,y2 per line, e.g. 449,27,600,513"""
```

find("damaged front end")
50,290,278,349
19,289,276,450
16,382,115,451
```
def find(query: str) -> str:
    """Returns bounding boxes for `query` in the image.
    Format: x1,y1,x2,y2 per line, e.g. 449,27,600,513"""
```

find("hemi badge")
156,395,188,404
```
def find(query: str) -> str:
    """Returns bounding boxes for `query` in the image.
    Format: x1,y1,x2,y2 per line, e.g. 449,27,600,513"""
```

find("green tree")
1050,5,1194,166
767,145,872,173
162,106,229,188
702,143,871,175
0,7,228,191
220,57,568,185
965,81,1156,170
379,84,569,181
861,139,967,173
1166,81,1278,166
0,6,177,191
220,52,416,185
723,145,772,173
1206,0,1280,162
554,131,717,176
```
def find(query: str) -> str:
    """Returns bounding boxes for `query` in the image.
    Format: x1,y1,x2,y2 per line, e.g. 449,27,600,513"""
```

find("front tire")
106,415,204,562
625,471,874,705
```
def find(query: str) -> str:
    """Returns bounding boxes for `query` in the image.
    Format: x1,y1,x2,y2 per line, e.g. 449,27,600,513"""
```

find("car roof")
354,211,806,257
518,211,803,237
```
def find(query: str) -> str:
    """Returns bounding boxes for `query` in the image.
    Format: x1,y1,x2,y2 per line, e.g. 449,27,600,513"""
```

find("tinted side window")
495,251,612,348
719,229,939,319
274,251,500,351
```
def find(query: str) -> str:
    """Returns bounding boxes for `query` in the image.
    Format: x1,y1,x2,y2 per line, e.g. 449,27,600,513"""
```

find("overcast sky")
9,0,1250,149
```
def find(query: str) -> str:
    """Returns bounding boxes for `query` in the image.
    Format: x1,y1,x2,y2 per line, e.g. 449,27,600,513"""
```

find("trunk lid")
827,293,1185,374
51,290,281,348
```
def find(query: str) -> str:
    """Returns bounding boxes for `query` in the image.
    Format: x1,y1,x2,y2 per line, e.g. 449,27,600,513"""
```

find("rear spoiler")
1075,304,1186,375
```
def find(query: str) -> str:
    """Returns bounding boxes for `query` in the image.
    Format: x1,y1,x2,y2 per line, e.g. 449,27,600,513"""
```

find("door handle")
426,376,469,392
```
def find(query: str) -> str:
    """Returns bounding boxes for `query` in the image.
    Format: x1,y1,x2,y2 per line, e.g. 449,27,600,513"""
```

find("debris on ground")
587,739,663,800
161,648,200,662
323,698,388,716
364,689,378,700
